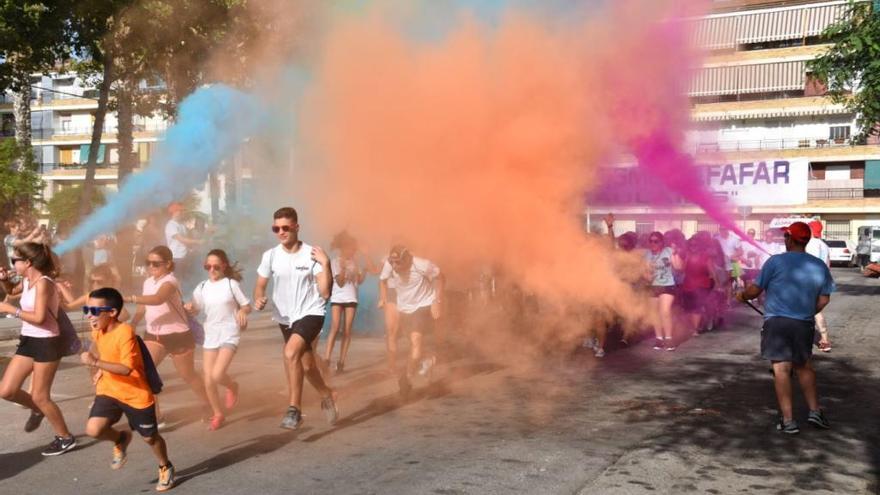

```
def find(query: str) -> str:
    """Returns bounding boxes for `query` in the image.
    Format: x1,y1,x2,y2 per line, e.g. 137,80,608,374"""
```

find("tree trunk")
79,53,114,219
116,77,135,183
11,73,32,163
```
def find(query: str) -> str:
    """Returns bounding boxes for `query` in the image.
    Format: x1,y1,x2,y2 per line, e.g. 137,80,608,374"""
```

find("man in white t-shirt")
253,207,338,430
379,245,444,397
806,220,832,352
164,203,202,283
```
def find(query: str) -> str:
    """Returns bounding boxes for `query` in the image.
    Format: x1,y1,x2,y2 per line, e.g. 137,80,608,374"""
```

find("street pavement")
0,268,877,495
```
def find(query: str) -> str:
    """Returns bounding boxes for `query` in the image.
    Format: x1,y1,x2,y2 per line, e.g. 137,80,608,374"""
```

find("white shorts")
202,325,241,350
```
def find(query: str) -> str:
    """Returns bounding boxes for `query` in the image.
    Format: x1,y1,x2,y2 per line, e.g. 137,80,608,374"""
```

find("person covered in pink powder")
645,231,683,351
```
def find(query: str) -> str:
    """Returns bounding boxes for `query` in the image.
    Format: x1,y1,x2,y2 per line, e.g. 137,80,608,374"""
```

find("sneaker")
224,382,239,410
321,393,339,426
594,348,605,358
776,419,800,434
418,356,436,377
156,463,175,492
807,410,831,429
817,341,832,353
665,343,676,352
24,410,45,432
280,407,303,430
652,339,665,350
208,414,225,431
42,435,77,456
582,337,598,350
111,430,131,470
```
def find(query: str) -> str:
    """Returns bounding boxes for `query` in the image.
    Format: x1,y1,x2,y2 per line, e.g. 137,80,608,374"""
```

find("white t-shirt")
330,257,359,304
193,277,250,333
257,242,326,326
165,219,188,259
380,258,396,289
715,234,742,271
806,238,831,266
379,256,440,314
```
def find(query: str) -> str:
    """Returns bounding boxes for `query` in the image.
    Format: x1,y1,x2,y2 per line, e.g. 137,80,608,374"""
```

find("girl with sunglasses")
127,245,210,423
0,242,77,456
184,249,251,430
645,232,683,351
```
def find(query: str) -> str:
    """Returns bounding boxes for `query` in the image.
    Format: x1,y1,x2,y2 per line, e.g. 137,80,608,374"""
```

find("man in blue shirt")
736,221,834,434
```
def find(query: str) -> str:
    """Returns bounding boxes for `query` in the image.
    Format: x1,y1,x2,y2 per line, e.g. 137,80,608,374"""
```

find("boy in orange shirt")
80,287,175,492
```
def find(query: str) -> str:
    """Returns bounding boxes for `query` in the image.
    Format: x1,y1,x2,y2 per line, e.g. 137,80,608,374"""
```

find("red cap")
783,221,812,244
808,220,823,238
167,202,184,214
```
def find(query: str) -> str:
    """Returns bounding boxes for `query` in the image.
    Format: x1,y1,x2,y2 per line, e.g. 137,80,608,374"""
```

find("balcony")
32,122,168,141
808,188,864,199
694,136,853,154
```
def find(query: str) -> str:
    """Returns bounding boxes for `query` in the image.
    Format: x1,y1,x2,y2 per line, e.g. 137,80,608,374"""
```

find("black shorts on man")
398,307,434,335
761,316,815,365
143,330,195,355
89,395,159,437
280,315,325,347
16,335,63,362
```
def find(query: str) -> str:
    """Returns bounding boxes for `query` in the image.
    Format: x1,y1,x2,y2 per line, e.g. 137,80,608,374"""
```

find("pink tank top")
20,276,60,338
143,273,189,335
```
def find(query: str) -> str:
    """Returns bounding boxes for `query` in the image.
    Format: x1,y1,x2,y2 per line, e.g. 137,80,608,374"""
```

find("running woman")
0,242,76,456
380,245,444,397
253,207,338,430
58,263,130,320
377,256,400,374
81,288,176,491
323,231,365,374
646,232,683,351
186,249,251,430
127,246,210,421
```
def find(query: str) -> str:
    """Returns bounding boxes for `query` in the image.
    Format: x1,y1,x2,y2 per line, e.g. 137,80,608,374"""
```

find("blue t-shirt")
755,252,835,321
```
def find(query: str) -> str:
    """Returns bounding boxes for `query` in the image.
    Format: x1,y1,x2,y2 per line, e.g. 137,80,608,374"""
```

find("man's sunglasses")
10,257,27,264
82,306,114,316
204,264,223,271
271,225,293,233
144,260,165,267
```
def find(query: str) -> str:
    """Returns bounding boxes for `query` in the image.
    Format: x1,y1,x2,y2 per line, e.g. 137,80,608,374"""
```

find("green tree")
809,1,880,142
45,184,105,230
0,139,42,220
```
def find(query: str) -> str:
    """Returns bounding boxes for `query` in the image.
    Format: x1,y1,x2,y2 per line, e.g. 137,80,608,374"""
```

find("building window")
829,126,851,143
825,164,851,181
824,221,851,241
697,221,719,234
635,221,654,234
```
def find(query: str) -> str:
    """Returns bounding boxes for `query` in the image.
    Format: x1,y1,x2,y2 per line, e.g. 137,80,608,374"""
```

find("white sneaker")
594,348,605,358
582,338,598,350
418,356,436,377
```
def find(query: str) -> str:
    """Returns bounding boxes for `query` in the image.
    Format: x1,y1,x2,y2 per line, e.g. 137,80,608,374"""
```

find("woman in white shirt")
186,249,251,430
323,233,365,374
0,242,76,456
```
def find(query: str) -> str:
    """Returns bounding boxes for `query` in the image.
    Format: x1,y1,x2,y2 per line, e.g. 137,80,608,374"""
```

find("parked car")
825,239,856,266
857,225,880,268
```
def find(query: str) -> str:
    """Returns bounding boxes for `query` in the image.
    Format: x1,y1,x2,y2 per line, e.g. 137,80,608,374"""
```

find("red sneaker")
208,414,225,431
225,382,239,410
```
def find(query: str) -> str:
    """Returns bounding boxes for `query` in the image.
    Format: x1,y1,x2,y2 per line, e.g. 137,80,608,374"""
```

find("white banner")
705,159,808,206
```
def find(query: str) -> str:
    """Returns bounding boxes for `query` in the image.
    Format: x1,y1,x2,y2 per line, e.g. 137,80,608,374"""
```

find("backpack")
136,336,163,394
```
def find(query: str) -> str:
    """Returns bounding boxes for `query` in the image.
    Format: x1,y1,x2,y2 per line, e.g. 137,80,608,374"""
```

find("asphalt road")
1,268,877,495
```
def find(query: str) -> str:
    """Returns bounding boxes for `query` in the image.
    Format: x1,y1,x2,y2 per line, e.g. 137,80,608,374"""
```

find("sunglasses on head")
82,306,114,316
271,225,293,233
204,263,223,271
144,260,165,268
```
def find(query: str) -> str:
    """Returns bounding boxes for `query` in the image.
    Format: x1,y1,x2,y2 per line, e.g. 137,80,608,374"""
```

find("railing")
39,162,122,174
694,137,853,153
32,122,168,139
807,188,864,199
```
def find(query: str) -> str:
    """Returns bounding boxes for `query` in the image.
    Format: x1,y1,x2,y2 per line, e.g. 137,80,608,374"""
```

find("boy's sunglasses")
83,306,114,316
271,225,293,233
144,260,165,267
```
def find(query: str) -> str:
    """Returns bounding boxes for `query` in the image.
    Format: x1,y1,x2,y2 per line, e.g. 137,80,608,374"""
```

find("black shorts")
15,335,63,363
143,331,195,355
398,307,433,335
761,317,815,365
89,395,158,438
280,315,325,347
681,288,711,313
651,286,676,297
331,302,358,309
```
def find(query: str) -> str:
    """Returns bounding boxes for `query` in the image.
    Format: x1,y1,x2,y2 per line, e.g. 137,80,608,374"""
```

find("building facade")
592,0,880,242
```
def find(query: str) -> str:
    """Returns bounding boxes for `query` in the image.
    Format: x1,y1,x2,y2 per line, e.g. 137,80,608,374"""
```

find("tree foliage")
0,139,41,220
46,184,105,230
809,1,880,142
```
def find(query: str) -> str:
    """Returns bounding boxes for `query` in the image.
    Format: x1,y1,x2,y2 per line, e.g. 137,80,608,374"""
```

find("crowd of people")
0,204,841,491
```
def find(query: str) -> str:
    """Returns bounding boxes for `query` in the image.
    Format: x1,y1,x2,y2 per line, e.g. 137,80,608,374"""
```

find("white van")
856,225,880,268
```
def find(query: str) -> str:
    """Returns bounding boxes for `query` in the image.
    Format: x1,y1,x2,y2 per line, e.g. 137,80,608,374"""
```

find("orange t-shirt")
92,322,154,409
